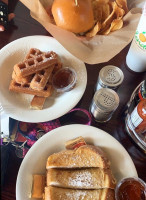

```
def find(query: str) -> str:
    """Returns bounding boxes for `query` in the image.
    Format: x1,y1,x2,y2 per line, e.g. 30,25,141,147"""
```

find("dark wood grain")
0,0,146,199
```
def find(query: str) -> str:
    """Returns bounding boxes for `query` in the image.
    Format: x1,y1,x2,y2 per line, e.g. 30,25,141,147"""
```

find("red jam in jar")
115,177,146,200
52,67,77,92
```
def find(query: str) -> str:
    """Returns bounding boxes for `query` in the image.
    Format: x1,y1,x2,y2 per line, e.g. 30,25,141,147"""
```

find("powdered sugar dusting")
49,145,106,168
66,190,87,200
68,171,93,187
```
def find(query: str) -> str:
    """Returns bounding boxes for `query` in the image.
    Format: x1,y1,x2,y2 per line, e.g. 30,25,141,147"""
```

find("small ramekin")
115,176,146,200
52,67,77,92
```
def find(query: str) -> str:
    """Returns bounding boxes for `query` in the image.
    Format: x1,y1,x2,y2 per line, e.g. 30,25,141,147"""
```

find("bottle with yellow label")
126,2,146,72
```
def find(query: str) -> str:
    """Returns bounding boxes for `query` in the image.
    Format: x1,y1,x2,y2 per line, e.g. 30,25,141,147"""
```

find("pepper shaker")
90,88,120,123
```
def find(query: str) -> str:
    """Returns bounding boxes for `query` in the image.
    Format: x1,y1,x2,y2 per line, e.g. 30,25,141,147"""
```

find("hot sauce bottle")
125,82,146,152
126,100,146,152
126,100,146,135
134,80,146,105
126,80,146,114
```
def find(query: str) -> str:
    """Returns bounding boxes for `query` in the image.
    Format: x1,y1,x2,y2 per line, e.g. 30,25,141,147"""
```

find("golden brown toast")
46,145,110,169
31,174,46,198
47,168,116,189
44,186,115,200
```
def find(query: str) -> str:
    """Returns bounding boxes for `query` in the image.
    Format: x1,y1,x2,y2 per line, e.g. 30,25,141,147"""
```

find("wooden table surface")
0,0,146,199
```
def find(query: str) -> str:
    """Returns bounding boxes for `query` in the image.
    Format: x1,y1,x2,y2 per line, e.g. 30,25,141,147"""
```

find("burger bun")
51,0,94,34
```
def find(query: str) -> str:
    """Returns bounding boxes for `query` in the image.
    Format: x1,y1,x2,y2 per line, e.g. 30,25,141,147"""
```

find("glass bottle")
134,80,146,104
126,80,146,115
125,100,146,152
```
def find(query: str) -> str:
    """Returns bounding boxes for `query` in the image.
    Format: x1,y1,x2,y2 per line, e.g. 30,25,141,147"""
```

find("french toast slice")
31,174,46,198
46,145,110,169
47,168,116,189
44,186,115,200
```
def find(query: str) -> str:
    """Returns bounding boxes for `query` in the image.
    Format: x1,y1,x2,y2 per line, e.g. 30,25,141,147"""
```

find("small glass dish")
52,67,77,92
115,177,146,200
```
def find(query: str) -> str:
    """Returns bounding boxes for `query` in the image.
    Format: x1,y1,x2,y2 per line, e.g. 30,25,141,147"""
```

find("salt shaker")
126,2,146,72
95,65,124,91
89,88,119,123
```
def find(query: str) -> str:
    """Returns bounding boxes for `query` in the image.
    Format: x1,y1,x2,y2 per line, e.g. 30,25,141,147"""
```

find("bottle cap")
93,88,119,112
98,65,124,89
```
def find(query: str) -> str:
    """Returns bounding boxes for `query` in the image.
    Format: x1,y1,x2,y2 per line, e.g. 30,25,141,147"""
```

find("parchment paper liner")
19,0,145,64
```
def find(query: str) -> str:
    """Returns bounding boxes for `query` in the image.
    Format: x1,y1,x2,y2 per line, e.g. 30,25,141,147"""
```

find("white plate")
16,124,137,200
0,36,87,122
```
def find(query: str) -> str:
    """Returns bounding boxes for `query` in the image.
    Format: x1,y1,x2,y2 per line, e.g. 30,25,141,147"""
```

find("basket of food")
19,0,144,64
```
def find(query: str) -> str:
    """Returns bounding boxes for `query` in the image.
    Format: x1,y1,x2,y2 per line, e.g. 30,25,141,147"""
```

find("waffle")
25,48,42,59
9,80,53,97
9,48,62,110
14,51,58,77
25,48,62,75
30,96,47,110
12,70,33,84
53,61,62,74
30,73,54,110
30,65,55,91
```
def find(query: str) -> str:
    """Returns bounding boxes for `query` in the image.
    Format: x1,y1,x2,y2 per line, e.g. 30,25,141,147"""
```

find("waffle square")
9,80,53,97
14,51,58,77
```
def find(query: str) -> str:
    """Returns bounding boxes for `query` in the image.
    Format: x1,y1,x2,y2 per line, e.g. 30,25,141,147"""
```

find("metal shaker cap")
93,88,120,112
99,65,124,88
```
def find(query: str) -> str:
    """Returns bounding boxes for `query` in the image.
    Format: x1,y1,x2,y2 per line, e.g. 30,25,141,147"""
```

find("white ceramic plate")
16,124,137,200
0,36,87,122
